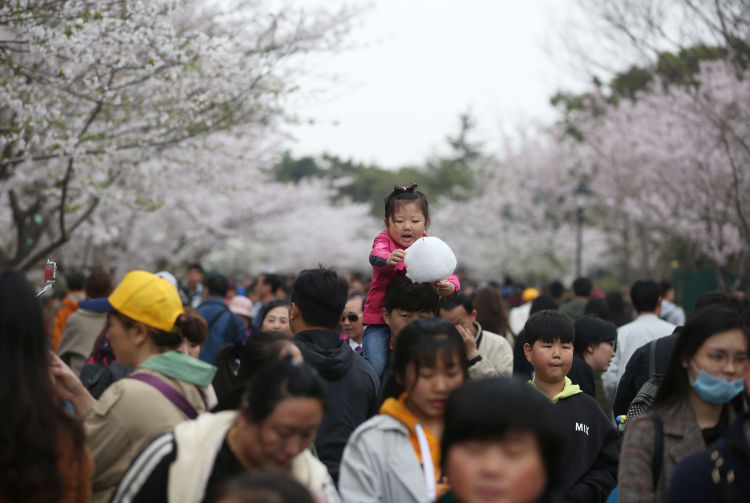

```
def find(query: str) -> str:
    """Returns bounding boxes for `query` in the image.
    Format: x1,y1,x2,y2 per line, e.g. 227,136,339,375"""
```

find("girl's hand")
436,280,456,297
50,351,95,417
386,249,406,267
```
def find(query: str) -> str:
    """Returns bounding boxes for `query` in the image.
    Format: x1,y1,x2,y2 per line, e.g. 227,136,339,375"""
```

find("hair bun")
393,182,418,193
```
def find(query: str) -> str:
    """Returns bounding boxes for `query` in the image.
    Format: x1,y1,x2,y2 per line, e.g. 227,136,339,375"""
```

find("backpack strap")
206,307,230,329
649,412,664,491
129,373,200,419
648,339,658,379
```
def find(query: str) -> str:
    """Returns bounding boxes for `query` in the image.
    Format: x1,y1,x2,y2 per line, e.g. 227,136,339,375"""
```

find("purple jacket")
363,230,460,325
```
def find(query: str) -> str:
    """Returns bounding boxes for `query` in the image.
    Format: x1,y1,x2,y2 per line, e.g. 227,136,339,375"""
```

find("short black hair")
530,294,557,315
383,276,438,314
523,310,574,346
659,279,673,296
630,279,661,313
583,297,610,321
186,263,204,273
262,273,285,294
65,270,86,291
549,280,564,298
204,274,230,297
693,291,743,313
441,378,566,493
573,316,617,355
84,270,113,299
572,277,593,297
438,292,473,315
212,472,313,503
290,266,348,329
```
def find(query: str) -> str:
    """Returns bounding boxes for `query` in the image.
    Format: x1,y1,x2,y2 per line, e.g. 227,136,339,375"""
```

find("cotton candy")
404,236,457,283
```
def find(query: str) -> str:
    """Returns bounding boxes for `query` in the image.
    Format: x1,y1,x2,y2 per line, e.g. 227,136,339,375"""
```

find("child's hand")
436,280,456,297
386,249,406,267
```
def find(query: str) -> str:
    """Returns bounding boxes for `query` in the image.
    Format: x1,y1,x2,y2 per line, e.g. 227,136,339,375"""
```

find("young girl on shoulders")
362,183,460,378
339,318,468,502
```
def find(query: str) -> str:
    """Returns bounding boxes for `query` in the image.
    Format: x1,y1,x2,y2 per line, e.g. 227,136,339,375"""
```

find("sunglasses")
341,313,361,323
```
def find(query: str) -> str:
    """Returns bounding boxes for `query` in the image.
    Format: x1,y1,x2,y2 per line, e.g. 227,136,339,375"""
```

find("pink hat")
229,295,253,318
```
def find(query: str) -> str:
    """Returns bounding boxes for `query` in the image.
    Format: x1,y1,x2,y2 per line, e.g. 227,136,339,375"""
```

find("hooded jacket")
530,377,619,503
295,329,380,483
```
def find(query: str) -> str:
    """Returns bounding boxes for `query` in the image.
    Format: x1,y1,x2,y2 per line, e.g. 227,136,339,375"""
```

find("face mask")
688,361,744,405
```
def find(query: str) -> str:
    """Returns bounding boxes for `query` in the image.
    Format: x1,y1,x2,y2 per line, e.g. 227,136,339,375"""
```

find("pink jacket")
363,230,460,325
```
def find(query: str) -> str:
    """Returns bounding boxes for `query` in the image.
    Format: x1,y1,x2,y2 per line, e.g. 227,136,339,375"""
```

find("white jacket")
339,414,433,503
468,322,514,379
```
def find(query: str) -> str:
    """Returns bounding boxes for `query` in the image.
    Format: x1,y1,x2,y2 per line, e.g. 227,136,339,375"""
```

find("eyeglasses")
341,313,360,323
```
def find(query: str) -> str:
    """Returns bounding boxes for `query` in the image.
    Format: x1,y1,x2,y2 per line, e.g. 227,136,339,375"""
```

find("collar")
529,376,582,403
473,321,483,348
140,351,216,387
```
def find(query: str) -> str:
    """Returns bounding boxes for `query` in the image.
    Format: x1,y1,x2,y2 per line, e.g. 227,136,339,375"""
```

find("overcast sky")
284,0,587,168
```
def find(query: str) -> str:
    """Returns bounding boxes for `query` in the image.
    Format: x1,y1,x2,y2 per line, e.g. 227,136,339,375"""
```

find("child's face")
445,432,547,503
586,341,615,373
386,202,427,249
523,339,573,384
383,308,433,340
401,350,464,422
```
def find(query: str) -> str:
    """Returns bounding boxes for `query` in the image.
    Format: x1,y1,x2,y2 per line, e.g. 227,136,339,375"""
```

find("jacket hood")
296,329,354,380
530,376,582,403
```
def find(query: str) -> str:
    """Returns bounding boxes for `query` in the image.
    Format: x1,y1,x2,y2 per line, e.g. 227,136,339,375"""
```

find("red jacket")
363,230,460,325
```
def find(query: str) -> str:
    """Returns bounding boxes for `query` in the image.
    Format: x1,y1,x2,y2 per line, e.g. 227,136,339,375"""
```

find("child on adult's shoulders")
523,310,619,503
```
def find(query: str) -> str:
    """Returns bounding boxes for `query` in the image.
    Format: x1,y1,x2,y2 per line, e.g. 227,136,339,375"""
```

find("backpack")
626,339,662,422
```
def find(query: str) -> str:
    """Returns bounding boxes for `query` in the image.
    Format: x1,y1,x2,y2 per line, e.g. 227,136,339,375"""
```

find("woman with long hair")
0,270,92,503
472,286,514,347
51,270,216,503
619,305,748,502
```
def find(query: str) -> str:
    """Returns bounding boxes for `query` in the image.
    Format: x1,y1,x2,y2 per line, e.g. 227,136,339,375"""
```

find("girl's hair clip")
393,182,418,193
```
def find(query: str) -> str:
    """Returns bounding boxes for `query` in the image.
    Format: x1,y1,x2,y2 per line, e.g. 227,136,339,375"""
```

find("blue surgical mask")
688,361,744,405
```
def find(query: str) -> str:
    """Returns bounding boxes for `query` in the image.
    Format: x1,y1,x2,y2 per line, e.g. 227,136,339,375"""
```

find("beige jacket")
86,367,214,503
468,323,514,379
57,308,107,375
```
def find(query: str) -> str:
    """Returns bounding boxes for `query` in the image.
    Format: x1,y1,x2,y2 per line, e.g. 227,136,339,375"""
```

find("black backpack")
626,339,662,422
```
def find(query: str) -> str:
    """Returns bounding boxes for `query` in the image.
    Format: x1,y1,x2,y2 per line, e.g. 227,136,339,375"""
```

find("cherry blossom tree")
0,0,356,271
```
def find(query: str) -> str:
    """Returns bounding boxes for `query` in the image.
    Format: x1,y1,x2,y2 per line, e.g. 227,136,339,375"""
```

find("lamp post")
574,181,592,278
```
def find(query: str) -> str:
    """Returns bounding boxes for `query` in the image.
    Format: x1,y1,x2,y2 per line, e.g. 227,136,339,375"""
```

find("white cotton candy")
404,236,457,283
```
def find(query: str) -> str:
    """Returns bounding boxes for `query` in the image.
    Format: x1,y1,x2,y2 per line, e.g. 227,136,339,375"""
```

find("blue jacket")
196,297,245,365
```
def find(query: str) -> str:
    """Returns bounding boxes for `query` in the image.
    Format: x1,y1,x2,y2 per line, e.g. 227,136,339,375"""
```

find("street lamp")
574,181,592,278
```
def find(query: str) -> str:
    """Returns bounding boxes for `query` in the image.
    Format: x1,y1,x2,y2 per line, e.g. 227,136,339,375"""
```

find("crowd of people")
2,184,749,503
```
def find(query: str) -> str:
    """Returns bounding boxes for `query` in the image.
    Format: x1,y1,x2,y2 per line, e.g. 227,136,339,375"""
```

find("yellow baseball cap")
80,270,184,332
522,287,541,303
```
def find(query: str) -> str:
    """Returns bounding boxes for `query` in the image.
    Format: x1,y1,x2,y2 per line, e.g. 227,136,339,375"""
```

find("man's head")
549,280,564,301
382,276,438,340
630,279,661,314
438,293,477,337
257,273,285,302
65,270,86,293
204,274,230,298
659,280,675,302
84,269,113,299
571,277,593,299
341,292,365,343
522,310,575,386
185,263,204,289
289,266,348,332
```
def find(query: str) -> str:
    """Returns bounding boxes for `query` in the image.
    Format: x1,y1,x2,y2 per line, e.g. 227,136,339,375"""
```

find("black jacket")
295,329,379,483
612,331,679,417
567,354,596,398
554,391,620,503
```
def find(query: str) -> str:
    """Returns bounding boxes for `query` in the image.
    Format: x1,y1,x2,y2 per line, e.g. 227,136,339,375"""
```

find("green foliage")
271,113,484,214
